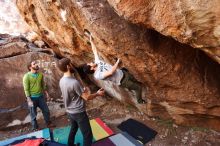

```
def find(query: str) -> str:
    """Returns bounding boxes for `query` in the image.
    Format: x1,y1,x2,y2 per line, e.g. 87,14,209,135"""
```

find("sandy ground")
0,96,220,146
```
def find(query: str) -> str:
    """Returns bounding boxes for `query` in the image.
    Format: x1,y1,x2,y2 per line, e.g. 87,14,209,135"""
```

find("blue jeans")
67,112,92,146
29,95,50,129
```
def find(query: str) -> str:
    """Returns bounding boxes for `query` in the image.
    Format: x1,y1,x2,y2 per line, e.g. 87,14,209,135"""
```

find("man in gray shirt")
57,58,104,146
82,34,146,104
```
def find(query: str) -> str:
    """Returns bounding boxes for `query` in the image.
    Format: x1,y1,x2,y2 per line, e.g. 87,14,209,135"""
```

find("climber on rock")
82,33,146,104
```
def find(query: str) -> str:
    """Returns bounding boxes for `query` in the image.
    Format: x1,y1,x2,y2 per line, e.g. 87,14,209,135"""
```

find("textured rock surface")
16,0,220,130
0,35,62,128
107,0,220,63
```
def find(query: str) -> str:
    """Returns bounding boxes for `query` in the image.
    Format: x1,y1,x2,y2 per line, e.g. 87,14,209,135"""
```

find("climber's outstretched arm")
102,59,120,79
90,35,100,63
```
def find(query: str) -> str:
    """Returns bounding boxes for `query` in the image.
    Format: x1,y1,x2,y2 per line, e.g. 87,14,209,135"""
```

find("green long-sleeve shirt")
23,72,45,98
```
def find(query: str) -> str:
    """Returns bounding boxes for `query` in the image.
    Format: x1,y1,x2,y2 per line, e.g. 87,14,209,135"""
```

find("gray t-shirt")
59,76,85,114
94,54,123,85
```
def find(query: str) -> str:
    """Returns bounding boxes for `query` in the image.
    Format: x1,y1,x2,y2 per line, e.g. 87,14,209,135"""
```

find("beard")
32,66,39,71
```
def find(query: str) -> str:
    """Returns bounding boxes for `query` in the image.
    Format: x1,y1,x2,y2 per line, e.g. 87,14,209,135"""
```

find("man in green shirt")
23,60,54,130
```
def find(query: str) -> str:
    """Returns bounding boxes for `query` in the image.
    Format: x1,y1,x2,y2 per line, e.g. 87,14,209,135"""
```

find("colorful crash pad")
92,132,143,146
109,132,143,146
53,118,114,145
92,137,116,146
0,128,51,146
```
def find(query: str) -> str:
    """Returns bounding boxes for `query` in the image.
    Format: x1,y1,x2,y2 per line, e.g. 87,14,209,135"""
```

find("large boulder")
0,35,62,128
107,0,220,63
16,0,220,130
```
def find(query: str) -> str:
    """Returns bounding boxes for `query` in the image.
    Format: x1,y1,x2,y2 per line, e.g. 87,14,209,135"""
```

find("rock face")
16,0,220,130
107,0,220,63
0,35,62,128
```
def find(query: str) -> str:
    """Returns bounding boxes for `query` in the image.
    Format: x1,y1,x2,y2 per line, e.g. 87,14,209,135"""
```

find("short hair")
82,64,94,74
27,61,37,71
27,61,32,71
57,58,71,72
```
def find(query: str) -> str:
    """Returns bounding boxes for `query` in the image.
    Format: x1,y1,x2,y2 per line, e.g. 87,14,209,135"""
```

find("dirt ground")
0,96,220,146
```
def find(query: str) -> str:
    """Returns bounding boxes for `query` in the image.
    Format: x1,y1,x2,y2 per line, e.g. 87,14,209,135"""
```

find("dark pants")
29,95,50,129
120,69,144,102
67,112,93,146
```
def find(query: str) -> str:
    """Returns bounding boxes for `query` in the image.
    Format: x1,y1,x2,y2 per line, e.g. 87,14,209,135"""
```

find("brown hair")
82,64,95,74
27,61,32,71
57,58,71,72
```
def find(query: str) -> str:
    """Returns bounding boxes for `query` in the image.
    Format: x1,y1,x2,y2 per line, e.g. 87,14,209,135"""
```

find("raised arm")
102,59,120,79
90,35,100,63
81,88,104,101
73,80,104,101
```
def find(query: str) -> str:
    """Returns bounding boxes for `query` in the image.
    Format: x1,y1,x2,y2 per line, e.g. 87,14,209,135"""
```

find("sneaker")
137,99,146,104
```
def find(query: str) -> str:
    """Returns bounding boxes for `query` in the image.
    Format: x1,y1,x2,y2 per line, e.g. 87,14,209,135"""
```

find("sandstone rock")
0,40,28,59
24,31,41,42
34,40,45,48
16,0,220,130
107,0,220,63
0,35,62,128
